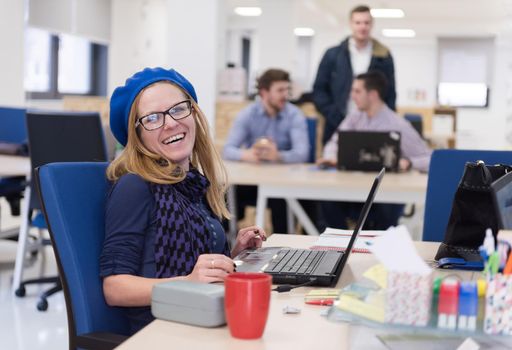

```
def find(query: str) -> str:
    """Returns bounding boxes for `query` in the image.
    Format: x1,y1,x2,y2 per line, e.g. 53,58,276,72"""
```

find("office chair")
423,149,512,242
13,110,108,311
36,162,129,349
0,107,28,235
306,117,317,163
404,113,423,138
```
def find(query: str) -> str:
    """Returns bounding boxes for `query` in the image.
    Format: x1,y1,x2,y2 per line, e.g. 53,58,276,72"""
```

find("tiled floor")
0,199,67,350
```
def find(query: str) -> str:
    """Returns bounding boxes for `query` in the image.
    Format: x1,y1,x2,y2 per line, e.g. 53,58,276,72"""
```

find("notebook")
233,168,385,287
337,130,401,172
310,228,384,253
491,171,512,229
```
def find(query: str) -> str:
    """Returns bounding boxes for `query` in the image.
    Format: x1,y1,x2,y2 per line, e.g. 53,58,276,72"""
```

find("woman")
99,67,265,333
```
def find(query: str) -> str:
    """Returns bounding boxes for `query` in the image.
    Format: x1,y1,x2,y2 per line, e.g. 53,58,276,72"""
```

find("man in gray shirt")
318,71,431,230
223,69,310,233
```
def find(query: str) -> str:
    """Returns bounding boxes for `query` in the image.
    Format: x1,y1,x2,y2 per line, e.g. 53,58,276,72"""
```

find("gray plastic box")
151,280,226,327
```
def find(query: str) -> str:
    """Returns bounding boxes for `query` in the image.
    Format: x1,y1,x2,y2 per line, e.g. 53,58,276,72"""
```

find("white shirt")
347,38,373,116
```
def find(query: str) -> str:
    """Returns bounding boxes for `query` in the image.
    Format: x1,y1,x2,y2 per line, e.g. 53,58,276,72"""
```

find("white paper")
368,225,431,275
322,227,384,237
314,227,384,251
312,236,374,251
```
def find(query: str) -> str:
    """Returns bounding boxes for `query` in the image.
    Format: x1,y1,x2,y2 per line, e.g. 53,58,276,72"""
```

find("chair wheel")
15,286,26,297
37,299,48,311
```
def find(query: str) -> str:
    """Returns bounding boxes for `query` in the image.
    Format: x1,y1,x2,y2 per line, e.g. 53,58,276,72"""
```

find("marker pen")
438,278,459,329
458,281,478,331
305,299,334,306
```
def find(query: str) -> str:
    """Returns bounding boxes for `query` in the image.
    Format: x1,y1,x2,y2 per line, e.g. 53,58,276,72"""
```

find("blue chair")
14,110,108,311
404,113,423,137
0,107,28,222
36,162,129,349
0,106,27,143
423,149,512,242
306,117,317,163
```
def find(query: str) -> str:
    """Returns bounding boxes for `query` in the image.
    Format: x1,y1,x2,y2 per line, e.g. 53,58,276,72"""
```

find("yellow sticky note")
305,289,339,301
306,289,340,297
336,294,385,322
363,264,388,289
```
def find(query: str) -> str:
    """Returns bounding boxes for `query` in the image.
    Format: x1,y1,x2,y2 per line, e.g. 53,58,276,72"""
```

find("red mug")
224,272,272,339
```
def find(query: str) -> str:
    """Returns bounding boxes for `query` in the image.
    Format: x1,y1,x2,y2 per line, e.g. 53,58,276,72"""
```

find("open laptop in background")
337,130,401,172
491,171,512,229
234,168,385,287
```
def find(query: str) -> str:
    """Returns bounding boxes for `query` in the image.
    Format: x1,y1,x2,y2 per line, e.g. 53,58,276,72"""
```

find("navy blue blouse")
99,173,227,334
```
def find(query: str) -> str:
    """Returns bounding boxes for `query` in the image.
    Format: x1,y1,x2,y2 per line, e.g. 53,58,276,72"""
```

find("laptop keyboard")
263,249,326,275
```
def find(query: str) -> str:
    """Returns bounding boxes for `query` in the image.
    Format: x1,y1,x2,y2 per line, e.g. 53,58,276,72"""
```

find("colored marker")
458,281,478,331
438,278,459,329
305,299,334,306
504,252,512,275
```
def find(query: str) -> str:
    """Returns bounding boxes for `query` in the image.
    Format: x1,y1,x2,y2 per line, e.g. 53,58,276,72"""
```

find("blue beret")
110,67,198,146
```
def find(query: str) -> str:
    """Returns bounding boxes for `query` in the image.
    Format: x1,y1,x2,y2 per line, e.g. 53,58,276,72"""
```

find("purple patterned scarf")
151,169,227,278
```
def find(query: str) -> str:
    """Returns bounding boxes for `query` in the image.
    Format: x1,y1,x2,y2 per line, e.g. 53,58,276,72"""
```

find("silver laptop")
234,168,385,287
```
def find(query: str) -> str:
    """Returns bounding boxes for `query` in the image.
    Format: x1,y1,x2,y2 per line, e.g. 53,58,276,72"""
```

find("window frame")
25,32,107,100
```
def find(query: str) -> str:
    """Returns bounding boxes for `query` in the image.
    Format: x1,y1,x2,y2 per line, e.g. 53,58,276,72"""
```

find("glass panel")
58,34,91,94
24,27,51,92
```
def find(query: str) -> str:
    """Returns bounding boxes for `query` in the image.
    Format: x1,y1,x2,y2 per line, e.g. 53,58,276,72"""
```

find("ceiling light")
234,7,262,17
294,27,315,36
382,29,416,38
371,8,405,18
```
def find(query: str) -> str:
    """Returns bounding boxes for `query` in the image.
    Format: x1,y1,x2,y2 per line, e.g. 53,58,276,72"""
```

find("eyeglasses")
135,100,192,131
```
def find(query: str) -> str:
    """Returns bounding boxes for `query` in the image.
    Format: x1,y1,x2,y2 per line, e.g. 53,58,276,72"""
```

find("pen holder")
384,271,433,326
484,274,512,335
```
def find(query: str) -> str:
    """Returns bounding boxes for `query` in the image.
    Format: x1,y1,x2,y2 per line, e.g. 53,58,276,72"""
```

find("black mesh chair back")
26,110,108,211
15,110,108,311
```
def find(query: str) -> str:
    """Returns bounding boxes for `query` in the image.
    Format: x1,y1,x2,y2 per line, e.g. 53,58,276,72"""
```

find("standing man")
318,72,431,230
223,68,310,233
313,5,396,145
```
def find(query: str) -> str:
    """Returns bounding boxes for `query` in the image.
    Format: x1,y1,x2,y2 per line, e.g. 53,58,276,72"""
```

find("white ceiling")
227,0,512,37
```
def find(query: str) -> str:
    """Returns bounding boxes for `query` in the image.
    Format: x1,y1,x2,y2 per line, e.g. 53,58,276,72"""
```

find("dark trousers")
319,201,404,230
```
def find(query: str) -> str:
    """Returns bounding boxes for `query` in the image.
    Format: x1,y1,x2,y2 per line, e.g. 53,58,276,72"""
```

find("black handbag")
435,160,512,261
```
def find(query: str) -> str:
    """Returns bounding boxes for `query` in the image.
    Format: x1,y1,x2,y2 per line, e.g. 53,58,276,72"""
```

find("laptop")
491,171,512,229
337,130,401,172
233,168,385,287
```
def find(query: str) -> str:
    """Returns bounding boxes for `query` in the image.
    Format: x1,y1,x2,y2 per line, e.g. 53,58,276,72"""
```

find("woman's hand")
186,254,235,283
231,226,267,257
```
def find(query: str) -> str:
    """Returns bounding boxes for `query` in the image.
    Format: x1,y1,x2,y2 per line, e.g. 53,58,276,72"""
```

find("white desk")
0,155,30,177
225,162,428,236
116,234,467,350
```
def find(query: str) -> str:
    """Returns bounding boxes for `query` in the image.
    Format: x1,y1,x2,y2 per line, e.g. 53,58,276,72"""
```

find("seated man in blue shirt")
223,69,310,233
318,71,432,230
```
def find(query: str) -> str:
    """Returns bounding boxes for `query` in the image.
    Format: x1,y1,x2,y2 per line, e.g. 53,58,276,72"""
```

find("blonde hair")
107,81,230,219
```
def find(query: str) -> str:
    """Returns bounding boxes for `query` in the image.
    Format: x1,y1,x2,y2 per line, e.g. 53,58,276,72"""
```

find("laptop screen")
491,171,512,229
341,167,385,265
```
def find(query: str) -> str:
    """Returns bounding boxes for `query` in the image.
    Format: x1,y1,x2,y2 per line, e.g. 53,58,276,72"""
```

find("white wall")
386,39,437,108
257,0,296,73
28,0,110,43
0,1,25,107
109,0,168,94
109,0,220,129
165,0,221,131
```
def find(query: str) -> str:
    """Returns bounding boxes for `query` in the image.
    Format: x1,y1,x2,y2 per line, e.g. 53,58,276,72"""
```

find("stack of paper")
310,227,384,253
